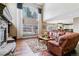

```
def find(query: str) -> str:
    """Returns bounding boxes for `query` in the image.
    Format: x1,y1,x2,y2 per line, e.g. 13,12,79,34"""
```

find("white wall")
6,3,23,38
6,3,17,27
73,17,79,32
17,9,23,38
46,19,73,24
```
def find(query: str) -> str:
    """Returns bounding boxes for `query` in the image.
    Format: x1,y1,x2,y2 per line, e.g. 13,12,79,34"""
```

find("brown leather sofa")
47,32,79,56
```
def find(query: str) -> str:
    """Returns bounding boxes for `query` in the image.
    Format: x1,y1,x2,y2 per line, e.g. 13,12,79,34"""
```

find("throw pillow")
53,32,59,42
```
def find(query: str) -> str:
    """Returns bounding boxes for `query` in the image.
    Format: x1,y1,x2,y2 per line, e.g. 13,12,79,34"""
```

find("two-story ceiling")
43,3,79,24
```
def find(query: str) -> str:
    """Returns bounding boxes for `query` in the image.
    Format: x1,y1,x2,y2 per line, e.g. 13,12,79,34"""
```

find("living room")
0,3,79,56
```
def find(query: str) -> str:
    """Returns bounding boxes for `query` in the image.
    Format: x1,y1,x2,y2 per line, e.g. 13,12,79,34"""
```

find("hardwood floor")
15,39,35,56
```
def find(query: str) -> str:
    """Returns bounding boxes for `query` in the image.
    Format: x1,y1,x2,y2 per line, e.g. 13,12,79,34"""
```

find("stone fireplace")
0,3,16,56
0,18,8,46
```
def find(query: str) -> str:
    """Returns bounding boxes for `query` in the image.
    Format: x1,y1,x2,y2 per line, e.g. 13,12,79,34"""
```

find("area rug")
34,50,52,56
25,38,52,56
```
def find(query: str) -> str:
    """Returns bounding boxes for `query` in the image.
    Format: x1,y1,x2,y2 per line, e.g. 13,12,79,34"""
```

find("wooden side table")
38,36,49,45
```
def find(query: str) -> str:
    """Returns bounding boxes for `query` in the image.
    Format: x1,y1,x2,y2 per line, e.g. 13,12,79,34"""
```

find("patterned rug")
25,38,52,56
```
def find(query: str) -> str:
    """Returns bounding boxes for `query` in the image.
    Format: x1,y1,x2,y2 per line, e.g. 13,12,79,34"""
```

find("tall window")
22,4,39,37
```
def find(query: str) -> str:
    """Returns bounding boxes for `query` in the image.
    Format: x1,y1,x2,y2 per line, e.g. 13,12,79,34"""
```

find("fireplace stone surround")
0,17,16,56
0,3,16,55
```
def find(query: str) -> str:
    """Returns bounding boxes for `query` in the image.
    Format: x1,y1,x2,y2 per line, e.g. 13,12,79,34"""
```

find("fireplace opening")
0,17,7,47
0,28,6,46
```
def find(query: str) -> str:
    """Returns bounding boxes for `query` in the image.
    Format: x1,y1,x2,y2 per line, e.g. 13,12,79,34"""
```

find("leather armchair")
47,32,79,56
